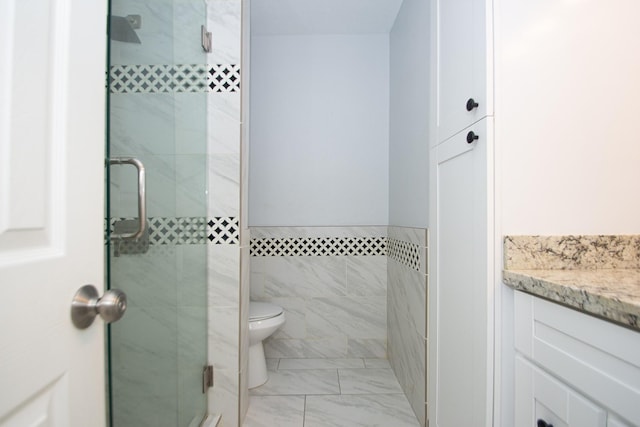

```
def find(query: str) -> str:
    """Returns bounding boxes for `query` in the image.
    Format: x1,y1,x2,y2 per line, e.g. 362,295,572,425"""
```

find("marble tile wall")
205,1,244,427
387,226,428,427
250,227,389,359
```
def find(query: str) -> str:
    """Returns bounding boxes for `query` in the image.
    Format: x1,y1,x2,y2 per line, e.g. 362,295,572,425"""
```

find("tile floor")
242,358,421,427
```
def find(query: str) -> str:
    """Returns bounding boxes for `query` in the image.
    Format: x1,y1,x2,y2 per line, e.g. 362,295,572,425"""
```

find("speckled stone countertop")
503,235,640,331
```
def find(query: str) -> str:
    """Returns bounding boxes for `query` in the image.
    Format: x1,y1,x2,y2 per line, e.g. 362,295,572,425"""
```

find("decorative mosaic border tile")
108,217,238,245
250,236,386,257
504,235,640,270
387,237,421,271
109,64,240,94
207,217,239,244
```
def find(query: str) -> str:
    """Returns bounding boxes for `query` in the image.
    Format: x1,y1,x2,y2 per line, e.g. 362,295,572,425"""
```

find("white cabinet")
516,356,607,427
429,1,494,425
429,118,494,427
514,291,640,427
435,0,492,145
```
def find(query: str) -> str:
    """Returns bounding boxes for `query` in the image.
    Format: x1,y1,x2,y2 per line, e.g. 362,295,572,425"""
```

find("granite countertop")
503,235,640,331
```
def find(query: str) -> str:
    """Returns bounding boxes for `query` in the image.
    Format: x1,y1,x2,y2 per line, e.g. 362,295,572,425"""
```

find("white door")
0,0,108,426
429,118,494,427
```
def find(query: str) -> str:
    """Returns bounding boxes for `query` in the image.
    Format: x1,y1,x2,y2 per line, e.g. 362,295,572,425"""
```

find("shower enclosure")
106,1,209,425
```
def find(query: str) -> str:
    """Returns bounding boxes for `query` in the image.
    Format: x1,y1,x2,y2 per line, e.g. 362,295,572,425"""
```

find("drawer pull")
537,419,553,427
466,131,479,144
466,98,479,111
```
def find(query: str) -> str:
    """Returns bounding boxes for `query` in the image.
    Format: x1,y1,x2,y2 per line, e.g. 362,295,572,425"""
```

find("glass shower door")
106,1,209,426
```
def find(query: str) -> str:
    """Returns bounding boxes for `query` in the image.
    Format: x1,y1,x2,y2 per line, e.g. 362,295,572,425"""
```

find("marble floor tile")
338,369,404,395
304,394,421,427
249,369,340,396
278,358,365,370
242,396,304,427
363,358,391,369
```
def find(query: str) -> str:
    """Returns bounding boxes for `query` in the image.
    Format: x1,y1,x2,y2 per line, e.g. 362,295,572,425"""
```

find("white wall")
497,0,640,235
249,34,389,226
388,0,431,228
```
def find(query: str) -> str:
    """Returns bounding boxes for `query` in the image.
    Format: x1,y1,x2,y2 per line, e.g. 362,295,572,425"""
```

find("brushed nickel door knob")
71,285,127,329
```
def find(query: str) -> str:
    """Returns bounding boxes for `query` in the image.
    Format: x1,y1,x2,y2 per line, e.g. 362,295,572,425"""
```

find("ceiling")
250,0,405,35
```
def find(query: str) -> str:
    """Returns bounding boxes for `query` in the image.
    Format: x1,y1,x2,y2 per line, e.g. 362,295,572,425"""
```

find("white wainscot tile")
240,368,249,423
388,260,427,337
278,358,364,370
208,243,240,307
347,339,387,359
307,297,386,339
387,316,425,421
173,0,208,64
262,257,347,298
174,93,208,155
364,358,391,369
338,368,403,395
110,246,177,307
141,154,178,217
109,93,175,156
177,306,207,368
207,93,241,154
176,244,208,307
110,306,178,426
177,306,208,426
208,306,239,371
243,396,305,427
110,153,177,218
262,297,306,339
388,226,427,247
249,226,385,239
249,369,339,396
110,0,174,66
208,367,239,427
176,154,207,217
265,358,279,372
249,271,265,299
208,153,240,217
304,394,421,427
206,0,242,64
264,337,347,359
346,256,387,296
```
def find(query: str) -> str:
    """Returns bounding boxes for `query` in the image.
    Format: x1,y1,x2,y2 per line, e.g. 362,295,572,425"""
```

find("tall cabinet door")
429,118,494,427
436,0,491,144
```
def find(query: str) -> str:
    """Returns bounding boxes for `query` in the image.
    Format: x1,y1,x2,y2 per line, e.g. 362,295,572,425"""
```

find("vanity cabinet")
514,291,640,427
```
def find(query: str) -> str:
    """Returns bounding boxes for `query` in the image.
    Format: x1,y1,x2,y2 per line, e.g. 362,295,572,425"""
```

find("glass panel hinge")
203,365,214,393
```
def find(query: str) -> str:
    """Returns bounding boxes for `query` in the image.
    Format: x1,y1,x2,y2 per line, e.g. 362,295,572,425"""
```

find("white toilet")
248,301,285,389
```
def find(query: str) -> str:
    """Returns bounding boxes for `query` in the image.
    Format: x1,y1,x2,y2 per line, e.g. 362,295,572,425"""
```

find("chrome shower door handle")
109,157,147,240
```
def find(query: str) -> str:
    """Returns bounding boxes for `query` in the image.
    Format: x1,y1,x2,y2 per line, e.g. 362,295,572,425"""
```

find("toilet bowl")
248,301,285,389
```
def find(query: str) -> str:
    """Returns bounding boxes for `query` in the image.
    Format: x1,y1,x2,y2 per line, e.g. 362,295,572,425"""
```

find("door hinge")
203,365,214,393
201,25,212,53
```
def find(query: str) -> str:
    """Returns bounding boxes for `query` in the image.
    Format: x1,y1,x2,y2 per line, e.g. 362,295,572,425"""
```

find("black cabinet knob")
466,131,479,144
466,98,479,111
537,419,553,427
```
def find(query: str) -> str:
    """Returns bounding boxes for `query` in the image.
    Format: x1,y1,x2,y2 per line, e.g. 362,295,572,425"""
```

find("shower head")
110,15,142,44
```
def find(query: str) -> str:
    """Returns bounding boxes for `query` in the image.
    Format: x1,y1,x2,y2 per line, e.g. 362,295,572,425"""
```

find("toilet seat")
249,302,283,322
